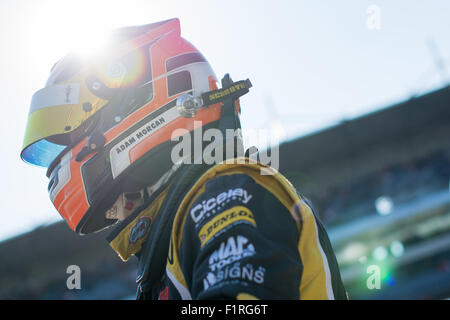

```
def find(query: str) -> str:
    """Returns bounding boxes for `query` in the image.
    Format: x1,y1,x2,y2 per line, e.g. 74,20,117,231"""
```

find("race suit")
106,158,347,300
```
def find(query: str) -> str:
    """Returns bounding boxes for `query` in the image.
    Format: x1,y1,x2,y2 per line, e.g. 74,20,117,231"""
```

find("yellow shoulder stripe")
297,200,334,300
236,293,259,300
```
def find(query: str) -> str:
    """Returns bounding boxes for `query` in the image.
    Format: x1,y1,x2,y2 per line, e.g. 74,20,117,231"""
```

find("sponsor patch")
208,235,256,271
203,262,266,291
129,217,151,244
198,206,256,247
190,188,253,226
202,235,265,290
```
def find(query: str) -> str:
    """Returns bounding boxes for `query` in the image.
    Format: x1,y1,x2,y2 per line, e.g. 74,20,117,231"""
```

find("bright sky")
0,0,449,242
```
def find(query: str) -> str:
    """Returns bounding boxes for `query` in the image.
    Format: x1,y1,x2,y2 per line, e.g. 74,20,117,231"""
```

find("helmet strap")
201,74,252,160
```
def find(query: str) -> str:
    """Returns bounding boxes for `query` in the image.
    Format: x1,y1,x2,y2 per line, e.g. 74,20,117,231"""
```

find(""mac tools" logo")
190,188,253,225
208,235,255,272
202,235,265,290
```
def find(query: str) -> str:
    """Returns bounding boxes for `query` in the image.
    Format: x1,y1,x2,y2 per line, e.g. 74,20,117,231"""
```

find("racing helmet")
21,18,250,234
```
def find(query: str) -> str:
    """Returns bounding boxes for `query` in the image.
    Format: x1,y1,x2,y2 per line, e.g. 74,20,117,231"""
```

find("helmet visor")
21,79,107,167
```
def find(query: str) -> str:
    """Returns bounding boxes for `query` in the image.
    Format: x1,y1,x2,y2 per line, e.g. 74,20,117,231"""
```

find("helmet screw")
114,116,122,123
92,82,102,91
176,94,203,118
64,126,71,131
83,102,92,112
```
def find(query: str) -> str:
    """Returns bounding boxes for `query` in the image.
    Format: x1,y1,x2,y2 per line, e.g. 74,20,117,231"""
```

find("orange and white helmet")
21,18,251,234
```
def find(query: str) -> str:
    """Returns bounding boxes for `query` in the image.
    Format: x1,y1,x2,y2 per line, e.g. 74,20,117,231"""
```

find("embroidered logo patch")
198,206,256,247
129,217,151,244
202,235,266,290
190,188,253,225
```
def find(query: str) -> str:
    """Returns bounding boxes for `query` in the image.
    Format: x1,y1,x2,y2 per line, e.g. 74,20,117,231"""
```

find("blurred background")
0,0,449,299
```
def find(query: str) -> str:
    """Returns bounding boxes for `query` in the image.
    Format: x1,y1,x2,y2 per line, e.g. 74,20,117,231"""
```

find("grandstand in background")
1,85,449,299
280,84,450,299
